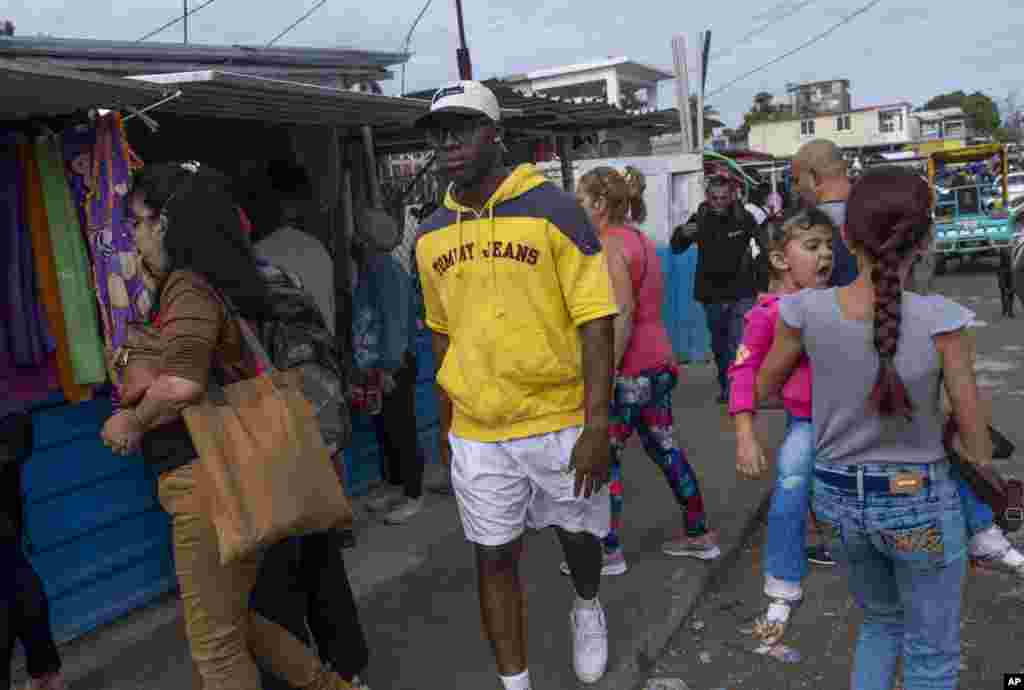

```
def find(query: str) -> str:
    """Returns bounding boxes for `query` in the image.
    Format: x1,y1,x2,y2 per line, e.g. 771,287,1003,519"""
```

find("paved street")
14,263,1021,690
642,262,1024,690
18,331,782,690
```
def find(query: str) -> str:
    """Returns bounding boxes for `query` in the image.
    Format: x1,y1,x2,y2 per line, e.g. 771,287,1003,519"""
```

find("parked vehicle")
928,144,1017,275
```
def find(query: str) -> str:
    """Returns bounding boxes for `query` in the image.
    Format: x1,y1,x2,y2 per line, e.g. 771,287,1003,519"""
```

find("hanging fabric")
34,136,107,387
20,141,93,404
65,114,151,375
1,134,51,368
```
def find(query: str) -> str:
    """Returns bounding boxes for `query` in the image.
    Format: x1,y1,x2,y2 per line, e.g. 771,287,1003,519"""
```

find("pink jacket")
727,293,812,419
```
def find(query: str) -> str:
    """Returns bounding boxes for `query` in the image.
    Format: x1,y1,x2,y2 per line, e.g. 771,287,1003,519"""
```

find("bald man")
792,140,857,286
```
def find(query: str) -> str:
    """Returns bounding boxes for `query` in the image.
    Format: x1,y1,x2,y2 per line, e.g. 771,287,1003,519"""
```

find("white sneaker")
570,601,608,684
559,548,628,577
383,497,424,525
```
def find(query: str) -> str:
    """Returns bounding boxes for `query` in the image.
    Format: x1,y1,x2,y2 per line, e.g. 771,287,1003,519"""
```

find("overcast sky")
6,0,1024,126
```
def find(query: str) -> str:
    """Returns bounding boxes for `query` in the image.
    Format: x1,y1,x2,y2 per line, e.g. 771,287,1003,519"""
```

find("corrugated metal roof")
405,80,681,134
0,35,408,69
0,57,166,121
129,70,428,129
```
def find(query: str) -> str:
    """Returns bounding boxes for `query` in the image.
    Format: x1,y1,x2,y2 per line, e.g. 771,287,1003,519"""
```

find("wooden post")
671,35,693,154
557,136,574,193
361,125,383,208
695,31,705,154
337,138,358,388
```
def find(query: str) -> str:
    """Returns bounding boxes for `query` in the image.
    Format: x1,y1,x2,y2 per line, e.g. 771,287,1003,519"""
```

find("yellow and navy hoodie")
415,164,618,442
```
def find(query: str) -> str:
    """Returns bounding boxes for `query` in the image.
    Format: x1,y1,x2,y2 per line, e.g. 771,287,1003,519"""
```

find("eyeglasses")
425,117,489,146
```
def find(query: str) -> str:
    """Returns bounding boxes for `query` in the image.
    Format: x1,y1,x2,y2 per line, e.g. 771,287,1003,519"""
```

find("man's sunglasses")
425,117,490,146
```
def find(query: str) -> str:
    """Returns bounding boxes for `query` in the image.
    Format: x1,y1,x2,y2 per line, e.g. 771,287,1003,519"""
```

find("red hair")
844,167,933,419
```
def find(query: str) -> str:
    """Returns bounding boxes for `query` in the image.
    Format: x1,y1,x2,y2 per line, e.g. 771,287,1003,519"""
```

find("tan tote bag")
183,298,353,565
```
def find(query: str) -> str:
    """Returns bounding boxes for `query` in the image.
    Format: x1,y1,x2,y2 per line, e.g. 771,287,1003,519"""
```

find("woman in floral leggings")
560,166,719,576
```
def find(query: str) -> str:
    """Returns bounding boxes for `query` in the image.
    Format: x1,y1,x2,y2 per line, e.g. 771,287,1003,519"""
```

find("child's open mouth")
817,265,833,280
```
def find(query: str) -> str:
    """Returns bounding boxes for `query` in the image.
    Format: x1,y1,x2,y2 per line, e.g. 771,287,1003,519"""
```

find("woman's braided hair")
845,166,934,419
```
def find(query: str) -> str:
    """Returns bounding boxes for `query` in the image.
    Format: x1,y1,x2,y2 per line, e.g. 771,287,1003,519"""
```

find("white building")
502,57,673,111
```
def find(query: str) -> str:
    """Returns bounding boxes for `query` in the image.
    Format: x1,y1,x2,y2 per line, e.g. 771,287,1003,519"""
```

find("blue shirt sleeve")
370,254,414,371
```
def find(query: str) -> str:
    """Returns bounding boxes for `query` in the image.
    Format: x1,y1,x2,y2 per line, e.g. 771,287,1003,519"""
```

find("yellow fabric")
415,164,618,442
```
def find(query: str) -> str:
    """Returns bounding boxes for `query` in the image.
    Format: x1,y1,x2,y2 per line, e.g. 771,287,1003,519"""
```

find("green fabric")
34,137,106,385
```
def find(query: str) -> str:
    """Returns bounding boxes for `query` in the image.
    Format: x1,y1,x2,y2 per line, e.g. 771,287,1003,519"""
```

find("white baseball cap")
416,80,501,128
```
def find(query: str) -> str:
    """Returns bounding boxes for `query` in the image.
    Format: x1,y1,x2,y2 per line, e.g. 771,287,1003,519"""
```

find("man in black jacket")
671,176,759,404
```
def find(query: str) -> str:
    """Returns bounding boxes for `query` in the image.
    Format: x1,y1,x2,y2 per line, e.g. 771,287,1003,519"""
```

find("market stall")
1,58,180,643
2,58,437,644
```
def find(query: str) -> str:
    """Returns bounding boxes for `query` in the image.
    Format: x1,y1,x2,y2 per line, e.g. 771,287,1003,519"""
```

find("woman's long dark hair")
131,163,271,319
845,166,933,420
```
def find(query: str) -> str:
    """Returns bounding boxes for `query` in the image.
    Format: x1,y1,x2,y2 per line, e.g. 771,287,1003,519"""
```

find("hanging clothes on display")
65,113,151,355
20,141,92,404
1,135,61,407
1,134,51,368
34,136,107,387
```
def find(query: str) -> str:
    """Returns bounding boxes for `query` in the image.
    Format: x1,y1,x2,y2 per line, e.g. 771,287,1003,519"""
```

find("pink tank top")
606,226,675,376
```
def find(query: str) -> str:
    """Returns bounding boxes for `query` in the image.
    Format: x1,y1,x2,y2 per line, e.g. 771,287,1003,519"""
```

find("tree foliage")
923,90,1001,135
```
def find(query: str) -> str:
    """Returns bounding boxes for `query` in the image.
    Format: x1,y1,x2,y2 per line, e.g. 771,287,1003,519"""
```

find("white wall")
539,154,704,247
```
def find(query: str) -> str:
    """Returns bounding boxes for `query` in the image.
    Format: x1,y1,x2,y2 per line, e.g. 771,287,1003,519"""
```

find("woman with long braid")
758,166,985,689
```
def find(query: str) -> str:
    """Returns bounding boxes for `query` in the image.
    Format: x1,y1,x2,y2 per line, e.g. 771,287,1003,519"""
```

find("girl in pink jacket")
728,209,835,646
730,208,1024,652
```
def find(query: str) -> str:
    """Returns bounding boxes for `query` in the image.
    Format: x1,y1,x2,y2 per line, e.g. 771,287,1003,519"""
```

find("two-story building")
911,107,969,155
503,57,675,156
748,101,915,158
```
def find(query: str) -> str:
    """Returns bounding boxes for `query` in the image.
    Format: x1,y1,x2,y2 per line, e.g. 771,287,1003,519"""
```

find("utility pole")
183,0,189,44
453,0,472,80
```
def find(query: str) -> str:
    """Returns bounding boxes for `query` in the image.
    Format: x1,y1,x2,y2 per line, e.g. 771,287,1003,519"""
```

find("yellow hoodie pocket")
498,327,579,388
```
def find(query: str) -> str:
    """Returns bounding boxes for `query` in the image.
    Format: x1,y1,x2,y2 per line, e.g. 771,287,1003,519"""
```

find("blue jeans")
954,470,993,536
764,416,814,585
703,297,754,395
812,462,966,690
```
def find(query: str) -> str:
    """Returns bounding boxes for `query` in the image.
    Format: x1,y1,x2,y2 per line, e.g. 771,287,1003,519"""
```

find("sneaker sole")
807,557,836,567
662,545,722,560
559,561,629,577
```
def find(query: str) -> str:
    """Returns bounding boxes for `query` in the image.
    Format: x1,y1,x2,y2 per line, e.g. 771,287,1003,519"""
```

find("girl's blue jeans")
813,462,966,690
764,416,993,587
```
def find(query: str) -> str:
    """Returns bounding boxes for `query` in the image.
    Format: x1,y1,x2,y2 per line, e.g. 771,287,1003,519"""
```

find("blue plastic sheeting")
24,398,175,644
659,247,710,363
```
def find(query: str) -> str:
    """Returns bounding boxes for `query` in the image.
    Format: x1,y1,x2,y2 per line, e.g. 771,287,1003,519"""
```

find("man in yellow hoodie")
415,81,618,689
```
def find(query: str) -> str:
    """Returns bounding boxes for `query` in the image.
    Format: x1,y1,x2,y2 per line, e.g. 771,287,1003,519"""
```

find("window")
835,115,852,131
801,119,816,136
921,121,941,139
879,110,904,134
944,120,965,138
820,82,833,96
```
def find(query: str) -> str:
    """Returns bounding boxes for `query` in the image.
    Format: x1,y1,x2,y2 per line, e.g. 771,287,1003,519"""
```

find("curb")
601,486,773,690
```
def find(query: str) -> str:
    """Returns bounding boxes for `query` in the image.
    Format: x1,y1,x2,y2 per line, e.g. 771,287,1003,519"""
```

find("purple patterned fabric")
64,114,152,355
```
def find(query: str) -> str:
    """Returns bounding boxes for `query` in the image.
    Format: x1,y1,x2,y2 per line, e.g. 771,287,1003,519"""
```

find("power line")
136,0,222,42
713,0,819,60
708,0,884,98
266,0,329,47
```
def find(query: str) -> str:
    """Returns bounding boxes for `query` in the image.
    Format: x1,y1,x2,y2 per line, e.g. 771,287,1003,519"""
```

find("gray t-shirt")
779,288,974,466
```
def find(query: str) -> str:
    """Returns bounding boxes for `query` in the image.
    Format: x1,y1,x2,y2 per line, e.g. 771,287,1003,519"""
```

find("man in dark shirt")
671,176,758,403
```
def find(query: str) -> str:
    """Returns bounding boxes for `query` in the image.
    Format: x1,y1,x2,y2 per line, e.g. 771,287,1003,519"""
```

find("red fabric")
238,207,253,236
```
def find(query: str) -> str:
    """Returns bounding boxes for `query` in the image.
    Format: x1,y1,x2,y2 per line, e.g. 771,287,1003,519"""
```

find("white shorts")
449,426,611,547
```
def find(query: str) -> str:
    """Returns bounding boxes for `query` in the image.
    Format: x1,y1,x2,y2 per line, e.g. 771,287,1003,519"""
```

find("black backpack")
254,261,352,453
